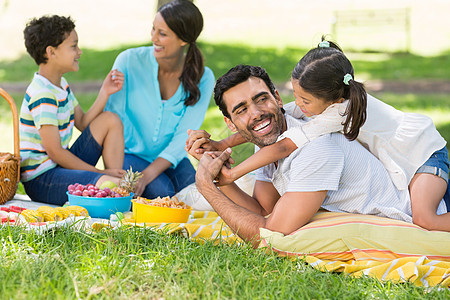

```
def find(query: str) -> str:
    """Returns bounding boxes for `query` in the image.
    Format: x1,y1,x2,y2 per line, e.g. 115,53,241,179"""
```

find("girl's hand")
185,129,221,160
216,165,236,186
101,69,124,96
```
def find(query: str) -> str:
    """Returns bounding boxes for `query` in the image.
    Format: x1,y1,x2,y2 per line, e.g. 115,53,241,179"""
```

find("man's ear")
274,90,283,107
224,116,237,132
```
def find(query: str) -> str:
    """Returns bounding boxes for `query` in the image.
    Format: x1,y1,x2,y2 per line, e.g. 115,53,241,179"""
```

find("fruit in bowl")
67,167,143,218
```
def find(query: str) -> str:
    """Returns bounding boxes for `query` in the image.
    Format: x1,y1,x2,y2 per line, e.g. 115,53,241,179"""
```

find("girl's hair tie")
343,73,353,85
318,41,330,48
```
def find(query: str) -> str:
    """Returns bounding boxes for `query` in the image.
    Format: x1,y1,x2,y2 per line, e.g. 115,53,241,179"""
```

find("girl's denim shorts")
416,146,450,211
416,146,449,183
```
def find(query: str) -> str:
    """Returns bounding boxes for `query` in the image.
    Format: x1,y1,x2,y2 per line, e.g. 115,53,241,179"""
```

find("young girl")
193,39,450,232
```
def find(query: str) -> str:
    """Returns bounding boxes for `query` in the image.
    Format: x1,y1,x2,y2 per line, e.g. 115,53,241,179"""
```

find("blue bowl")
66,191,133,219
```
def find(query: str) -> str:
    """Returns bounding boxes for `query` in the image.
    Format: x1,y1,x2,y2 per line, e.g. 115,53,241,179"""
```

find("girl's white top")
282,94,447,190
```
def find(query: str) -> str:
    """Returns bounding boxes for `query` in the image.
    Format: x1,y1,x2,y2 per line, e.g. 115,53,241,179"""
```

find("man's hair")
24,15,75,65
214,64,277,119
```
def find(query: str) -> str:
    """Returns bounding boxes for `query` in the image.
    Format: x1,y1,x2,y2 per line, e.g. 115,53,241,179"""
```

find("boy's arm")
218,138,297,185
75,70,124,131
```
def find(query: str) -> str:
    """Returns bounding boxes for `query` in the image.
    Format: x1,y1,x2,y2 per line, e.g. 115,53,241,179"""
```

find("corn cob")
36,206,63,222
20,209,44,223
65,206,89,217
54,207,70,219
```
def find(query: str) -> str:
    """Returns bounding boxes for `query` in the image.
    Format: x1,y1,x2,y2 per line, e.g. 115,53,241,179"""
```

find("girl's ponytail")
342,78,367,141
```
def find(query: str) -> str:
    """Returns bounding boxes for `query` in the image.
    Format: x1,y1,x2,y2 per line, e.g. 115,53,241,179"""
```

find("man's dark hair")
24,15,75,65
214,64,278,118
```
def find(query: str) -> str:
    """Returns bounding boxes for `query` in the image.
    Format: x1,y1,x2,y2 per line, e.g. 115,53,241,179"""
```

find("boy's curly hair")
24,15,75,65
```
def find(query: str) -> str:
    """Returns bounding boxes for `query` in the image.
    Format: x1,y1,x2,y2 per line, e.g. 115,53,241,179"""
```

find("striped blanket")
123,210,450,288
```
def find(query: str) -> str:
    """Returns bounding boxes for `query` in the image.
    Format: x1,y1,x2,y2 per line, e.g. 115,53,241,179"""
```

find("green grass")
1,224,447,299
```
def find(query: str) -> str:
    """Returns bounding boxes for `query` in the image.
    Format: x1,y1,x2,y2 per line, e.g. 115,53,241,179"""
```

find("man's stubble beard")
235,109,285,149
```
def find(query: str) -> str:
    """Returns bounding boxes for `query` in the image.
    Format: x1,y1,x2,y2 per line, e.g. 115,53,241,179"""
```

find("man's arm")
196,149,327,248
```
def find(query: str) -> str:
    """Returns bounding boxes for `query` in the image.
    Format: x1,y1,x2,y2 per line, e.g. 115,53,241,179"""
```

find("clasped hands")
185,129,235,186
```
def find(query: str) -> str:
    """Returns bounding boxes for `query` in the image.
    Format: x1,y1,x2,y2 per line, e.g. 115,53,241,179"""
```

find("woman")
105,0,215,198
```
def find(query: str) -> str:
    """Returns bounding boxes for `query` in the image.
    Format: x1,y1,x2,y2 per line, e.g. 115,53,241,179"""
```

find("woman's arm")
75,70,124,131
133,157,173,197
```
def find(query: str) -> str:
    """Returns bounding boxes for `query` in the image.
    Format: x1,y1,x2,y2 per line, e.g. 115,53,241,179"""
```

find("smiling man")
193,65,413,247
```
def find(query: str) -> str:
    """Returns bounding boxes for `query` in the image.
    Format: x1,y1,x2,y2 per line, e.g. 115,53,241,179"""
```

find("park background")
1,0,449,165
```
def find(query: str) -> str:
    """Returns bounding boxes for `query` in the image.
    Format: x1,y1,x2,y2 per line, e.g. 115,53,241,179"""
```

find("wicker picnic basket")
0,88,20,205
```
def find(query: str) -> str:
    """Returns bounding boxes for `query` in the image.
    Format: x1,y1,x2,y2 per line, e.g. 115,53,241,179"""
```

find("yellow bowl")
132,199,191,223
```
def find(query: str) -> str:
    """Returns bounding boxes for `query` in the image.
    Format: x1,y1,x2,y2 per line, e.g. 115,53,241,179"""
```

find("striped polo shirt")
19,73,78,182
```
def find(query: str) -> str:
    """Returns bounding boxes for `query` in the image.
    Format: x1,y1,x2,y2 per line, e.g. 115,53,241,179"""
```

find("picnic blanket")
124,210,450,288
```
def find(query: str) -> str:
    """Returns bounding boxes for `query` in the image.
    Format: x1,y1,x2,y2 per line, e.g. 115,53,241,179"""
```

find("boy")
20,15,125,205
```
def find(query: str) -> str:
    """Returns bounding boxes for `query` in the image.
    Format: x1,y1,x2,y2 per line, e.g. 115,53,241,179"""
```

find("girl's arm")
216,132,247,150
292,102,348,146
218,138,298,185
186,130,247,159
75,70,124,131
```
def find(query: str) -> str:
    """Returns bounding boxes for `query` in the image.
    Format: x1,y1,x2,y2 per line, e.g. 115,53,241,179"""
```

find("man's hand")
185,129,222,160
195,148,233,189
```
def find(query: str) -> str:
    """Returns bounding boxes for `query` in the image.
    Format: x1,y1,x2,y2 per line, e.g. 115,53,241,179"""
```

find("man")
191,65,412,247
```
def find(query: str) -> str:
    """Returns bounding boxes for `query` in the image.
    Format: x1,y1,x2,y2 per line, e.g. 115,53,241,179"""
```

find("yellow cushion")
259,211,450,262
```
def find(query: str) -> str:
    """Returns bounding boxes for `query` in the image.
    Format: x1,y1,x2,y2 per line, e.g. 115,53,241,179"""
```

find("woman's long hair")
159,0,205,106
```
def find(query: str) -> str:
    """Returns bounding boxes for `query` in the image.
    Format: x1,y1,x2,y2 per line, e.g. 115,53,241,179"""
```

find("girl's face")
291,78,334,117
151,12,187,59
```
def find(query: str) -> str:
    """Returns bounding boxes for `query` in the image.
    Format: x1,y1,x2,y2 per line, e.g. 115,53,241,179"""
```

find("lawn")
1,224,448,299
1,41,450,298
